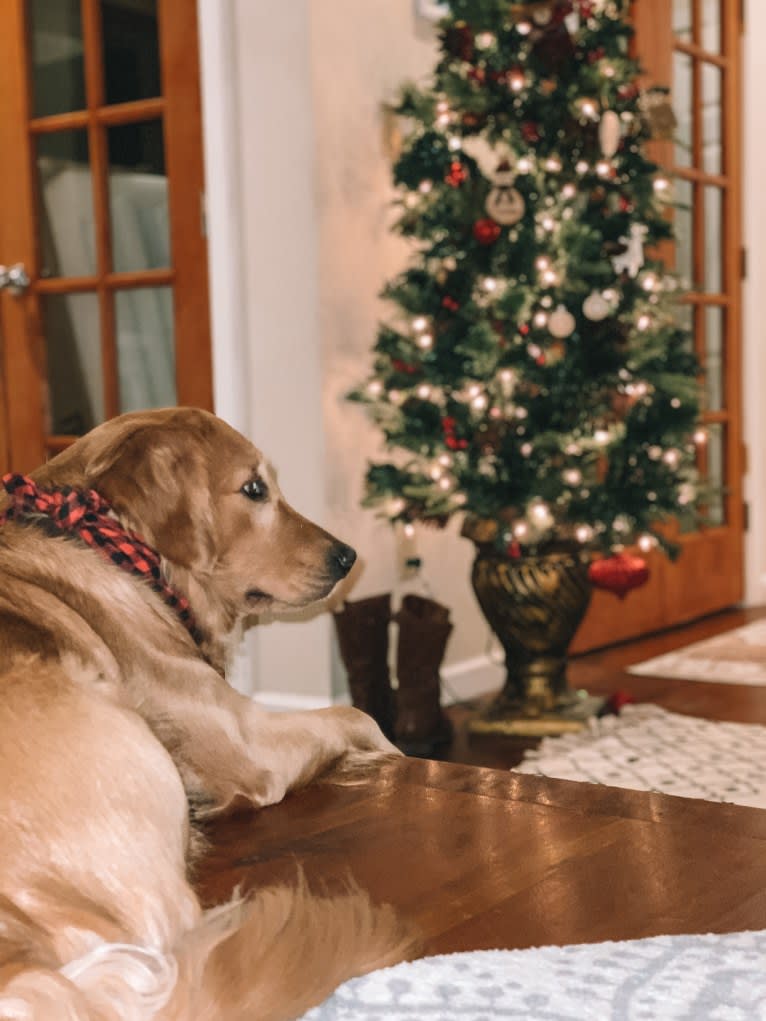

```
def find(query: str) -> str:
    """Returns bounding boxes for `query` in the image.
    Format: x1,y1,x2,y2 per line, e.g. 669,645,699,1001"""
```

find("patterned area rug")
515,704,766,808
628,619,766,685
301,930,766,1019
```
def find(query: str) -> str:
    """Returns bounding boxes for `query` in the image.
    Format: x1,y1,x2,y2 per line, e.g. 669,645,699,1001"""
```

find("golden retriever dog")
0,407,410,1021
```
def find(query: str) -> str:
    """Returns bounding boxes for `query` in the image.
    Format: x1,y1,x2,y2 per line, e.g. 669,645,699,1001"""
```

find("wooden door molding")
159,0,212,411
0,0,48,472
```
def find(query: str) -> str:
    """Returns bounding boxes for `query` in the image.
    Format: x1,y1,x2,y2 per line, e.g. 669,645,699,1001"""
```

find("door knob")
0,264,31,296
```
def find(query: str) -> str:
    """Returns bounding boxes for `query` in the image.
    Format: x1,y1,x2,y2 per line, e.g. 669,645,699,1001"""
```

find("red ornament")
618,196,633,213
467,66,486,84
618,83,640,101
472,218,501,245
588,553,650,599
587,47,606,64
505,540,522,559
519,324,530,336
577,0,596,15
441,296,460,312
445,161,469,187
603,689,636,715
391,359,419,374
521,121,541,143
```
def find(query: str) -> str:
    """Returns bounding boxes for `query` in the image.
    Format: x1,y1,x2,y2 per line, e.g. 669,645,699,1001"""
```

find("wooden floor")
197,605,766,978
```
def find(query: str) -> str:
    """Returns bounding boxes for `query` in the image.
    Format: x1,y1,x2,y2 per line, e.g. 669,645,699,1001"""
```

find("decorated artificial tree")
349,0,703,735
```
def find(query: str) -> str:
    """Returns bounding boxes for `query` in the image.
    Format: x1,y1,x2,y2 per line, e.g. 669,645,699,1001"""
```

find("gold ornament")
599,109,621,158
583,291,611,321
548,303,575,339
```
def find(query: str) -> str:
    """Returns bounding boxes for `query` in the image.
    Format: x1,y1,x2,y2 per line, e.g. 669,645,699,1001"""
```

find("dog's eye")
241,478,268,502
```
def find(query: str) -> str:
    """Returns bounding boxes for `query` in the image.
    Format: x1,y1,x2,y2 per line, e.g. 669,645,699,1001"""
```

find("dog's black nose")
330,543,357,578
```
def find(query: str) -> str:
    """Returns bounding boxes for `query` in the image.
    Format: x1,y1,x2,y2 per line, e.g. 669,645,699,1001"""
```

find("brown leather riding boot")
332,594,396,741
394,593,454,757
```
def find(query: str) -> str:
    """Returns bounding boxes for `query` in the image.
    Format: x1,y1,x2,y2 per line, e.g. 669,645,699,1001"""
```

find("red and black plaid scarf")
0,473,203,645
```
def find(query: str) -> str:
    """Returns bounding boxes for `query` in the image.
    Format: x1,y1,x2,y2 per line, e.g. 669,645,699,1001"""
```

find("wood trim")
673,166,728,188
0,0,47,472
28,111,90,134
82,0,119,421
673,40,728,66
722,0,744,540
36,269,176,294
157,0,212,411
95,98,165,126
45,435,80,453
681,292,730,306
30,99,166,134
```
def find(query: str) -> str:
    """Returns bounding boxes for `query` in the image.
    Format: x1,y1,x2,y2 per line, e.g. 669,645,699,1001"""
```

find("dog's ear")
86,422,217,572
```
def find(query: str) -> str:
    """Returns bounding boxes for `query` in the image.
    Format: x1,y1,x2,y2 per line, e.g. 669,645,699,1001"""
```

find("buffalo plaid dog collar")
0,473,203,645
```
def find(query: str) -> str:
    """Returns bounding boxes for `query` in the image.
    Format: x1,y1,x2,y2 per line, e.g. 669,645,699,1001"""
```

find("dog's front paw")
334,705,402,756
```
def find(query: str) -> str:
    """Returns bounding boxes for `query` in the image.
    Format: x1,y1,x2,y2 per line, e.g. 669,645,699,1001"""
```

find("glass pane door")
671,0,736,529
27,0,176,455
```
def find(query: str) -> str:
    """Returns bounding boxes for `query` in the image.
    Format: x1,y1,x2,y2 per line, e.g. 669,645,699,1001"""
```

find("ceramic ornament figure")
612,223,648,278
485,161,526,226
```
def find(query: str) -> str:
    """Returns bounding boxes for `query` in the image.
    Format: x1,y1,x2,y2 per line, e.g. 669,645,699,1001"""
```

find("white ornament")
612,223,648,278
564,9,580,33
599,110,621,158
548,304,576,339
485,163,525,225
583,291,611,321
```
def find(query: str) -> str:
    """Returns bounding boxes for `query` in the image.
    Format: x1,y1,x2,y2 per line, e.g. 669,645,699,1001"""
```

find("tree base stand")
463,530,602,738
468,688,606,738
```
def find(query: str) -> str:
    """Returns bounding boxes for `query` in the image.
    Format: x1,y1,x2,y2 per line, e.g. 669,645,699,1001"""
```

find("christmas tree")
350,0,702,571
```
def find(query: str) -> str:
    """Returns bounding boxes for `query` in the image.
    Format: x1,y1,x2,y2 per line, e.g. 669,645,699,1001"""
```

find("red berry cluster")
445,161,469,187
442,416,468,451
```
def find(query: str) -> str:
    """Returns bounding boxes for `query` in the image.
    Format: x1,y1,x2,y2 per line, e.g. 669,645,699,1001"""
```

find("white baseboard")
251,653,503,712
440,653,504,705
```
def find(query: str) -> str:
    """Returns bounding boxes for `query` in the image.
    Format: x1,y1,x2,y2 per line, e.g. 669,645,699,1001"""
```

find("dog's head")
33,408,356,635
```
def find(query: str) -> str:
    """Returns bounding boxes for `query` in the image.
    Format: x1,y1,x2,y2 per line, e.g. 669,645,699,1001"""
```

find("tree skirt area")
513,703,766,808
300,929,766,1020
627,619,766,685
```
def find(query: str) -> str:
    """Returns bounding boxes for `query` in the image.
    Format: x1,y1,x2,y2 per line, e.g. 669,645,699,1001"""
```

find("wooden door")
0,0,211,473
573,0,744,652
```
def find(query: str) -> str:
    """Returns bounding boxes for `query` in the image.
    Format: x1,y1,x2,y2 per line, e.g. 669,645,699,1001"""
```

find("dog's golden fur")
0,408,410,1020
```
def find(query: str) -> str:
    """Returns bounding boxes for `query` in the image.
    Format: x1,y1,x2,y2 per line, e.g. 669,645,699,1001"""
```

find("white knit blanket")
302,929,766,1019
514,703,766,808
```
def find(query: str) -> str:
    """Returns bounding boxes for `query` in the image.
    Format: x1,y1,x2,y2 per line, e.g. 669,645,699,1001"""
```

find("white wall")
743,0,766,605
308,0,497,698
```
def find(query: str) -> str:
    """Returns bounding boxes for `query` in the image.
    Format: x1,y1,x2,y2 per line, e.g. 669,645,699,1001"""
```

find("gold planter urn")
462,517,604,737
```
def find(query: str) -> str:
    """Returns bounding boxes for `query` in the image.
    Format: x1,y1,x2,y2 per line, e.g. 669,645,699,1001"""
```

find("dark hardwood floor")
195,606,766,974
438,605,766,770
